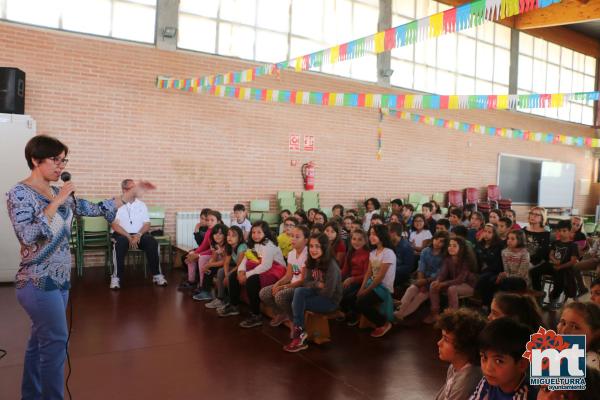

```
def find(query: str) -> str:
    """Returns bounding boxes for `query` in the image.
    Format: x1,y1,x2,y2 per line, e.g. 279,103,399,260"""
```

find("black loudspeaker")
0,68,26,115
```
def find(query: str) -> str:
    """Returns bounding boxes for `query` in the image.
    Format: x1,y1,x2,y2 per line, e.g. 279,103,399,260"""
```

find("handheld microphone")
60,171,77,206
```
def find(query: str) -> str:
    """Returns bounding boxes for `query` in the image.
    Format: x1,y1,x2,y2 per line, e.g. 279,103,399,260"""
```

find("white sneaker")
205,298,225,309
153,274,168,287
110,277,120,290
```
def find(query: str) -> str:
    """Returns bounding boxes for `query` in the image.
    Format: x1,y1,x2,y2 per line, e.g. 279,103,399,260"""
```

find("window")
517,32,596,125
0,0,157,43
390,0,511,95
178,0,378,82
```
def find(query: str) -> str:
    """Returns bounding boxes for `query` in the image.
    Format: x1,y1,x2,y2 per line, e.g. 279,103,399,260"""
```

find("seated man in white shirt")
110,179,167,289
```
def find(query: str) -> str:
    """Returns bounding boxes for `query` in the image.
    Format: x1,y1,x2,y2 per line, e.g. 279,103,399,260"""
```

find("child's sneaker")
239,313,263,328
370,321,392,338
269,314,289,327
283,327,308,352
217,304,240,317
205,298,225,309
192,291,213,301
177,280,196,290
109,277,120,290
153,274,168,287
346,315,359,327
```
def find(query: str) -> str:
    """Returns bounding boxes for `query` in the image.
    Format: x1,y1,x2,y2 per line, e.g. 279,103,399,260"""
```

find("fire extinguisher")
301,162,315,191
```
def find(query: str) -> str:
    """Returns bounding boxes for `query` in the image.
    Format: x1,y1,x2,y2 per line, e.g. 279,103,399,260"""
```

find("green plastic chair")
148,205,172,270
278,198,297,213
249,212,263,223
250,199,270,212
585,223,598,234
432,192,445,205
301,191,319,210
262,212,280,230
277,191,295,201
80,216,111,275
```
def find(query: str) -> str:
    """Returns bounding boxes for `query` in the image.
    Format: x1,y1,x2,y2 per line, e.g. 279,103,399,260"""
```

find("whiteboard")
538,161,576,208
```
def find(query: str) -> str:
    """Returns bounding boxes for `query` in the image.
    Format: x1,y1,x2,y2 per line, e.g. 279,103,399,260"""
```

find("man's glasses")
49,156,69,166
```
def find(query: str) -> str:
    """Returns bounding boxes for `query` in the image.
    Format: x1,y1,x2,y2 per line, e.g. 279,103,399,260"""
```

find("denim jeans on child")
291,287,337,328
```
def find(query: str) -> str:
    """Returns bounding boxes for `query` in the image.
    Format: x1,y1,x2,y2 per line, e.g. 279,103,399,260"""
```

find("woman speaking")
5,134,149,399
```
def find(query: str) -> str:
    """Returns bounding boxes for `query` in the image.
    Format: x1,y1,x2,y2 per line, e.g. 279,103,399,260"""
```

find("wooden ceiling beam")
515,0,600,29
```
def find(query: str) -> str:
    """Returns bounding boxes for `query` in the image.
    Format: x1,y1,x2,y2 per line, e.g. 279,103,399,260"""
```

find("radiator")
176,211,232,248
176,211,201,248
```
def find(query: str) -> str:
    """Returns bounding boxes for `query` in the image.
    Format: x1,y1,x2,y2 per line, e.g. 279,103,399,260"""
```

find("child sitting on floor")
434,308,486,400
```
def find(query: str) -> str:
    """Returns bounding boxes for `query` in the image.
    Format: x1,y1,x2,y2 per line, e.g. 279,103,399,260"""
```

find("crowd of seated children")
184,196,600,383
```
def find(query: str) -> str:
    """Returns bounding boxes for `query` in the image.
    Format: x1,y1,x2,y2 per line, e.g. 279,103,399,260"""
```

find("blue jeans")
291,287,337,328
16,283,69,400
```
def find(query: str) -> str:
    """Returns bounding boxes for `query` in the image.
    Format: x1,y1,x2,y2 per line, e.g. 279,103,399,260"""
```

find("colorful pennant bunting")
386,109,599,148
158,0,561,89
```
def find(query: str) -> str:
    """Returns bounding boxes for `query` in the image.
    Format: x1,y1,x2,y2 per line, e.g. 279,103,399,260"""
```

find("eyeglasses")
284,223,296,227
49,156,69,166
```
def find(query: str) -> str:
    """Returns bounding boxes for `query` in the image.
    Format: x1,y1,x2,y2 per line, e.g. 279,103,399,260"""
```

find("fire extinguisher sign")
289,134,300,151
303,135,315,152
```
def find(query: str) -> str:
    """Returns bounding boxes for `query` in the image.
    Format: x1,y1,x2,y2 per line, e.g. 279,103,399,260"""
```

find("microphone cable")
65,296,73,400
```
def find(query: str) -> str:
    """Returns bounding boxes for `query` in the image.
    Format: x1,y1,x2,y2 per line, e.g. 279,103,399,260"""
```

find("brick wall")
1,21,597,266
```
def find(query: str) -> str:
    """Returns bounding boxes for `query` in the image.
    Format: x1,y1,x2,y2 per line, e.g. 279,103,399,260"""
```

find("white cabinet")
0,114,36,282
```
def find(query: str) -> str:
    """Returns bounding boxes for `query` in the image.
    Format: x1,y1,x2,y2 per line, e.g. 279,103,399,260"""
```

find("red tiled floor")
0,268,446,399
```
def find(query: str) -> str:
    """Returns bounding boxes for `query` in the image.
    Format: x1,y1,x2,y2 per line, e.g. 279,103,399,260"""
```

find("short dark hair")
436,308,487,365
390,199,403,207
592,278,600,288
233,204,245,212
200,208,211,217
332,204,344,214
452,225,468,238
370,213,383,223
449,208,463,219
498,216,513,228
25,134,69,170
436,218,450,230
421,202,433,212
557,220,572,230
403,204,415,212
284,217,297,225
479,317,531,361
343,215,355,222
388,222,403,236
